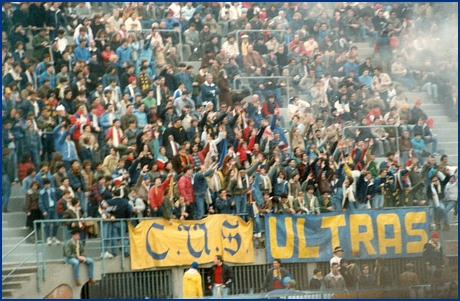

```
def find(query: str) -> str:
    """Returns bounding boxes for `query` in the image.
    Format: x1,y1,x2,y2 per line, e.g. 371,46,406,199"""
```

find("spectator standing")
309,268,324,290
38,178,61,245
324,262,346,289
207,255,234,298
423,231,444,279
262,259,291,292
183,261,203,298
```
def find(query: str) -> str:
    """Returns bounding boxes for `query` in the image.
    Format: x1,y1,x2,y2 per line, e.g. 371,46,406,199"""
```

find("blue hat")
260,164,267,169
192,261,199,269
143,175,150,181
282,276,291,285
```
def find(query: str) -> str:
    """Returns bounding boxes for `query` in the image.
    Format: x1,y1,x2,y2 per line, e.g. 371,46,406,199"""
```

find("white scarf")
112,126,121,147
237,172,249,189
69,205,83,228
430,182,442,208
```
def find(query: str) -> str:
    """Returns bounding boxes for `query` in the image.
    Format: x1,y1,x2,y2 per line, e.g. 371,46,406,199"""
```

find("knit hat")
143,175,150,181
192,261,199,269
56,105,65,111
401,103,409,109
415,99,422,105
431,231,439,239
113,178,122,185
4,87,11,94
333,246,344,253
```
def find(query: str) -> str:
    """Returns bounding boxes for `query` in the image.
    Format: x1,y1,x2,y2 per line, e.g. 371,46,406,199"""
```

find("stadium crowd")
1,2,458,261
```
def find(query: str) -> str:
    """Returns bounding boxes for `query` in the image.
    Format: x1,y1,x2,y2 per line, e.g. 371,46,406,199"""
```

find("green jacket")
63,239,85,258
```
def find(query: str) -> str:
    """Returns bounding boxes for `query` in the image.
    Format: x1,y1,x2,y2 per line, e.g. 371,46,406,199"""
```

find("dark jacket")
262,267,290,292
208,263,234,288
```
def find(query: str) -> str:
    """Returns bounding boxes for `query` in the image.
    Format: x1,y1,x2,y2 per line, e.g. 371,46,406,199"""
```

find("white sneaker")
103,251,114,259
47,237,53,245
52,237,61,245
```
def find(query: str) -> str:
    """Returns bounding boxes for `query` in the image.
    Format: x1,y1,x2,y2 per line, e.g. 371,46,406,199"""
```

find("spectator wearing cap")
124,76,141,102
183,260,203,298
423,231,444,278
399,263,420,290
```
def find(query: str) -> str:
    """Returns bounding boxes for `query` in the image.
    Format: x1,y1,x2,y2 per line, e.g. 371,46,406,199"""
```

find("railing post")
34,221,41,292
41,220,46,281
121,220,125,269
100,218,106,277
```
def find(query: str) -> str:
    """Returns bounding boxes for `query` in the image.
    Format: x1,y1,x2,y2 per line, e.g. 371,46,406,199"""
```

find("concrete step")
2,237,29,246
2,273,32,283
2,281,28,290
2,264,37,276
3,195,26,213
2,289,14,298
2,212,27,228
2,227,29,238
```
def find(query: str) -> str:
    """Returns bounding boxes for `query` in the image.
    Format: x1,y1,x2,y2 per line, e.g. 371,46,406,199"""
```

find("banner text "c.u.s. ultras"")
128,215,254,269
264,208,430,263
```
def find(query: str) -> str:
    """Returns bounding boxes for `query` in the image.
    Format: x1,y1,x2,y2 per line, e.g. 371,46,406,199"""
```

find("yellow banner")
128,215,254,269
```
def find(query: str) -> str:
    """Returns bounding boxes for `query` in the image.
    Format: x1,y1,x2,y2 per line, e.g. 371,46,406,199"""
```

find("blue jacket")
200,82,220,103
355,173,375,203
38,187,58,213
35,171,55,189
247,103,262,128
73,45,91,62
39,71,56,89
68,171,86,191
273,179,289,196
344,61,359,76
53,124,77,155
251,172,263,205
116,45,133,67
23,128,42,152
133,110,147,128
193,167,214,196
100,111,121,130
411,137,426,152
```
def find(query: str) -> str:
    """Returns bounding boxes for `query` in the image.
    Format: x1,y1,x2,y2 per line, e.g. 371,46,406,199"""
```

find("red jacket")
148,178,171,209
178,175,194,203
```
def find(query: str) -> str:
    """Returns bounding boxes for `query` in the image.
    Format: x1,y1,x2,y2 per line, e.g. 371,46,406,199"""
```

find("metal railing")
2,230,37,282
127,29,184,61
32,217,156,291
235,29,291,51
342,124,400,158
233,76,291,107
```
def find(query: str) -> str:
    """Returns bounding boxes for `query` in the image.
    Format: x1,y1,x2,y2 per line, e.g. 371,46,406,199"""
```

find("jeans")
424,137,438,153
65,257,94,280
102,221,113,254
444,200,457,218
361,26,378,42
233,195,247,217
43,208,59,238
75,190,87,217
30,149,41,172
355,201,368,210
422,82,438,99
253,213,261,235
111,221,129,255
331,197,342,211
372,194,384,209
212,284,229,298
194,194,206,220
429,200,448,225
2,175,12,210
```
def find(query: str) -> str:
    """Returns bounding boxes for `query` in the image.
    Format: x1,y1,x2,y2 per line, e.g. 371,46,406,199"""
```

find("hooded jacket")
182,268,203,298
